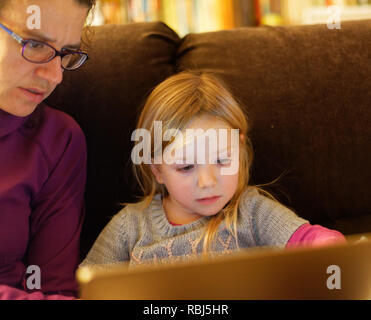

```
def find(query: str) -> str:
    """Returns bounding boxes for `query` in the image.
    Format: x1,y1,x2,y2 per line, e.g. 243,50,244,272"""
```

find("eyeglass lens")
62,53,86,70
23,40,86,70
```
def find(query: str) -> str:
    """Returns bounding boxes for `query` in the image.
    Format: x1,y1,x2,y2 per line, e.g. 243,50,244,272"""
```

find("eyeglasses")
0,22,89,71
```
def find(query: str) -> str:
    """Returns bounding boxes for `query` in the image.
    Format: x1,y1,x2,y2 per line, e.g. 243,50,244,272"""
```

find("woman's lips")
19,88,46,104
196,195,221,204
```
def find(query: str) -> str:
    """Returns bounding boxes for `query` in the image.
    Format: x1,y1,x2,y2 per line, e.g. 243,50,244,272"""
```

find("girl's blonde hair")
133,71,255,253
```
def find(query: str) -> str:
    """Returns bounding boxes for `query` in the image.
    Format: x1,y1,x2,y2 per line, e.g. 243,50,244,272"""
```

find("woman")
0,0,95,300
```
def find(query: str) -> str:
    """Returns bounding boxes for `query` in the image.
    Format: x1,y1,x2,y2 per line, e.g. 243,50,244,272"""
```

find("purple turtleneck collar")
0,108,30,139
0,105,45,139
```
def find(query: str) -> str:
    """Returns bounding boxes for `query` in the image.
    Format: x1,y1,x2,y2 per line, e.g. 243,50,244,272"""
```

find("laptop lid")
77,233,371,300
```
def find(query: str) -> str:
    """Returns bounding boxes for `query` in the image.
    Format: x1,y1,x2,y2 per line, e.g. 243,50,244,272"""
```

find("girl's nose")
197,165,217,189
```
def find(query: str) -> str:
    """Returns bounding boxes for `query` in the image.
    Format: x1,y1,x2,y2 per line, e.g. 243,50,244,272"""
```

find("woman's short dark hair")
0,0,96,13
75,0,96,10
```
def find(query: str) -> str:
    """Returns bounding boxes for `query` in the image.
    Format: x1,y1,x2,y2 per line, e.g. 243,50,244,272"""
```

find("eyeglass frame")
0,22,89,71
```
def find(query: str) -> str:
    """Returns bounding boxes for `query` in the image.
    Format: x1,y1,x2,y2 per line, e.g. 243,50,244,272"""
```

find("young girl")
80,71,345,269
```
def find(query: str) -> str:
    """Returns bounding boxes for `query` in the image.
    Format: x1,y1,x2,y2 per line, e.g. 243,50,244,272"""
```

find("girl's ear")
240,133,245,143
150,164,164,184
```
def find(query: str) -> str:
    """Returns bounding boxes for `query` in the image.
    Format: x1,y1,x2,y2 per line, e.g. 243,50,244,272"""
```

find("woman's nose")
35,56,63,86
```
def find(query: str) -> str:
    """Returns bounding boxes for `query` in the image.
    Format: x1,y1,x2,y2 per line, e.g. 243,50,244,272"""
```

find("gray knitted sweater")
80,187,308,269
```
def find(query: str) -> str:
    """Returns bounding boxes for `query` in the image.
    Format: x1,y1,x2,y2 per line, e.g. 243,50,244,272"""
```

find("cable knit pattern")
80,188,309,269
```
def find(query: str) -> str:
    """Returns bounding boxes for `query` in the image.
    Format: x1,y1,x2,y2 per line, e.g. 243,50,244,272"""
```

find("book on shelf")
258,0,284,26
234,0,258,27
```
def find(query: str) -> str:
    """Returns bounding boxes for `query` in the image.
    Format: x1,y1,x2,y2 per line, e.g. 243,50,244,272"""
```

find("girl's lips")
19,88,46,104
196,195,221,204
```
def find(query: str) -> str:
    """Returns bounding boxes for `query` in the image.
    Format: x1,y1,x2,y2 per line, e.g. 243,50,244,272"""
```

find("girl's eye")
217,158,231,166
177,165,194,172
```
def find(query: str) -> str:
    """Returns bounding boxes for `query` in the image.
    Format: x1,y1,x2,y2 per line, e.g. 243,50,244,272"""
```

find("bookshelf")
90,0,371,35
283,0,371,25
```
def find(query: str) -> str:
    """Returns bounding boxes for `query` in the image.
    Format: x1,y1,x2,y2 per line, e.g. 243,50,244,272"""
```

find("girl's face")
151,115,240,225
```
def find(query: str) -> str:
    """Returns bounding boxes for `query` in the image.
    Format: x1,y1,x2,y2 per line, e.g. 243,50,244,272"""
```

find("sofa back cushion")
177,20,371,229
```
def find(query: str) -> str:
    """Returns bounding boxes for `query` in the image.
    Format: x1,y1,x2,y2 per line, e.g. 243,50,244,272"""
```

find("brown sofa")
46,20,371,258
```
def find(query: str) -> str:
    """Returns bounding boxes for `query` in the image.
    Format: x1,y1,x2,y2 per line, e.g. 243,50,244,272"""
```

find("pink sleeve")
286,223,346,248
0,285,75,300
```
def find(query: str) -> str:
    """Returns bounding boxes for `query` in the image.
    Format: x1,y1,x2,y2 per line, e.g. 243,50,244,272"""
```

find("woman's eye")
28,41,45,49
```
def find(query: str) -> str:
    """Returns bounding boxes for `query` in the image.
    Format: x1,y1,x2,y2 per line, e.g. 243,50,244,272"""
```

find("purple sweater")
0,104,87,300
